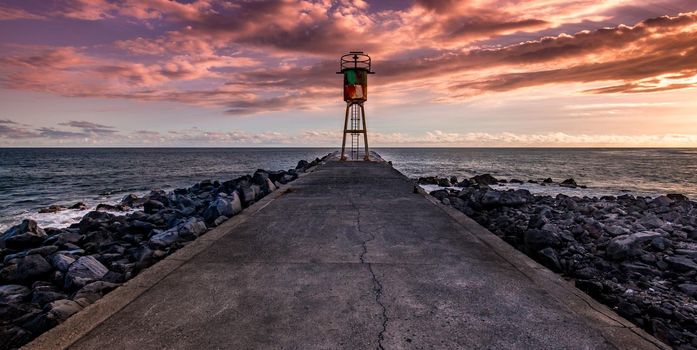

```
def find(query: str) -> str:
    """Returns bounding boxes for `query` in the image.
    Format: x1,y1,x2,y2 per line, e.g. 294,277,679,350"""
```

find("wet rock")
666,193,689,202
39,205,66,213
429,189,449,201
471,174,498,186
65,256,108,289
143,200,165,214
542,177,554,183
295,159,309,170
69,202,88,210
1,219,47,250
560,178,578,188
96,203,126,212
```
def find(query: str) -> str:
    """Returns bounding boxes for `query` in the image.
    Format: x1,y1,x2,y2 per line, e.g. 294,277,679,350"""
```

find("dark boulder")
560,178,578,188
605,231,663,260
417,176,439,185
16,254,53,282
664,256,697,272
524,229,560,253
537,247,562,272
143,200,165,214
666,193,689,202
678,284,697,297
69,202,88,210
429,190,450,201
252,170,270,186
437,178,450,187
1,219,47,250
295,160,309,170
0,326,33,349
471,174,498,186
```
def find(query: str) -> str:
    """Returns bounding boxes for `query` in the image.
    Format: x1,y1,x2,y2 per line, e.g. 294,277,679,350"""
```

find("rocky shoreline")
0,155,329,349
421,174,697,349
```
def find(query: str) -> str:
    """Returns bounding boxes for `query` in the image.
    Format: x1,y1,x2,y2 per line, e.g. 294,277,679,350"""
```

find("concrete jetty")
26,160,667,349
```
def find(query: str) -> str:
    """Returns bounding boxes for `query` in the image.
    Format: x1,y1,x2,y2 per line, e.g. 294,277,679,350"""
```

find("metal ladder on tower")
350,104,360,160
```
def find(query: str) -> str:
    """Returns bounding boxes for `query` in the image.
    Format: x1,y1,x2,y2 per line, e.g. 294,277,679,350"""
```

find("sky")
1,0,697,147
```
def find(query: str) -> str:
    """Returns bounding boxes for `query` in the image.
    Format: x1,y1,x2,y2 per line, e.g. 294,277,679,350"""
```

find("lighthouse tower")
337,51,374,161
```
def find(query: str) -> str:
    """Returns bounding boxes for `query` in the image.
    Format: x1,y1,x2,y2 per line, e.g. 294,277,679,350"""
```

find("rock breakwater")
423,174,697,349
0,155,328,349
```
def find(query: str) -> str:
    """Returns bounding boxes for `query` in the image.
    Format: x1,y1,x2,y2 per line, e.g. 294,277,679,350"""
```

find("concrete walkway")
27,160,666,349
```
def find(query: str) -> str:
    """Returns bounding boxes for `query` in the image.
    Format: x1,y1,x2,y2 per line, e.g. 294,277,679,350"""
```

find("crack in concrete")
350,196,389,350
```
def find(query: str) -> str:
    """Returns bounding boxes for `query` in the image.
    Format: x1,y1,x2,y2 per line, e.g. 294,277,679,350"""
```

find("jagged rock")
295,159,309,170
606,231,663,260
0,285,31,304
524,229,560,253
651,195,673,207
537,247,562,272
664,256,697,272
678,284,697,297
560,178,578,188
65,256,108,289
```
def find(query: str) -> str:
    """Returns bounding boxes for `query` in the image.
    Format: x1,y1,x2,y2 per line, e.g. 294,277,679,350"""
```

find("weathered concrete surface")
26,160,667,349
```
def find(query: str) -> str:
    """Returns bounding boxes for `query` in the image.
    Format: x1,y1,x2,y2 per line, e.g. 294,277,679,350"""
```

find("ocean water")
0,148,333,231
378,148,697,199
1,147,696,231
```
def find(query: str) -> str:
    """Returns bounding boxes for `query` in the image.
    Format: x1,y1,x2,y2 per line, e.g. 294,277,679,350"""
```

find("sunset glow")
1,0,696,146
